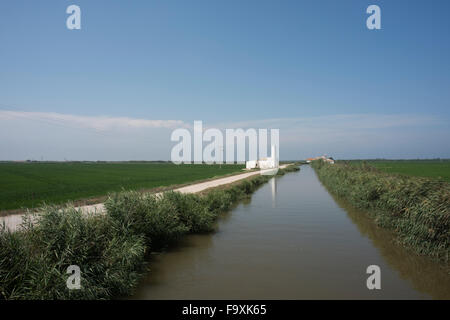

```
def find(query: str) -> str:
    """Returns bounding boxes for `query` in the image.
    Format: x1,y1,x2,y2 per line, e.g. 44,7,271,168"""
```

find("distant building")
245,160,258,170
246,145,279,170
306,155,335,164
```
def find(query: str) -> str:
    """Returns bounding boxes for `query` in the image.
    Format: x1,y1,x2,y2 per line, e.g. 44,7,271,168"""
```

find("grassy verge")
0,165,299,300
311,160,449,263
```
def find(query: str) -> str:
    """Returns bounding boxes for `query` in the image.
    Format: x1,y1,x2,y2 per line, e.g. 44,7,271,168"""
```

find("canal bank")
311,160,450,263
0,166,297,299
0,165,289,232
132,166,450,299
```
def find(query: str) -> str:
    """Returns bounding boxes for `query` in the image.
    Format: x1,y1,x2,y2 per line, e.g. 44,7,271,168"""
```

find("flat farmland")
355,160,450,182
0,162,244,211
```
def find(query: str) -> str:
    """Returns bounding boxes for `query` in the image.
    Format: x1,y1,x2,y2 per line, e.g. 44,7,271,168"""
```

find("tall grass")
0,207,146,299
311,160,450,263
0,165,299,299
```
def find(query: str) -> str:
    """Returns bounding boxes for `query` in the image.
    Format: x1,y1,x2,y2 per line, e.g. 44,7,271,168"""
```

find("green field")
0,162,245,211
361,160,450,182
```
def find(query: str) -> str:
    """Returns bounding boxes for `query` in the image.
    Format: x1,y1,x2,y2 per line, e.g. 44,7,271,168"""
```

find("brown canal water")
132,165,450,299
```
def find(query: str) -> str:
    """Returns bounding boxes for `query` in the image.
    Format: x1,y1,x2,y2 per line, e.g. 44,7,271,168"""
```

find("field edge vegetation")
0,165,300,300
311,160,450,265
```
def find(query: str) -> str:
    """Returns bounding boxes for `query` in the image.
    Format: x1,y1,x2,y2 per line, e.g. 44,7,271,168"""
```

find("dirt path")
1,166,288,231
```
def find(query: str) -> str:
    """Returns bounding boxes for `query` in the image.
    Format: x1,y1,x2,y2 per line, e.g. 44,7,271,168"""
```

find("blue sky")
0,0,449,160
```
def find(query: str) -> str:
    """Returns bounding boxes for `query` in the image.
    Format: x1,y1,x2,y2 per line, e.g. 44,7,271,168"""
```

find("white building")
246,145,279,170
245,160,258,170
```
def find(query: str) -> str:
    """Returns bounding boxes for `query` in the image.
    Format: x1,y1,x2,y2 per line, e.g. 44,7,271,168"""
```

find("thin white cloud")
0,110,187,131
1,111,438,133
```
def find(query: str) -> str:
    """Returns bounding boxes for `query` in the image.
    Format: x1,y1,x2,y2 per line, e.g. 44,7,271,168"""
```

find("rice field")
0,162,245,211
349,160,450,182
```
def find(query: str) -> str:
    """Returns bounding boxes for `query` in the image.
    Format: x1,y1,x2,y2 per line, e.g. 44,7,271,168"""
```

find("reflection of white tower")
270,177,277,207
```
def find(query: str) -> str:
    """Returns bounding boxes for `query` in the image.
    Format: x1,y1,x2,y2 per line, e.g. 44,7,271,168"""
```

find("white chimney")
271,144,278,167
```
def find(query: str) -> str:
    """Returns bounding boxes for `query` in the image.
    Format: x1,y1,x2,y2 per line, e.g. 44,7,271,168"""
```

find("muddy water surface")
132,166,450,299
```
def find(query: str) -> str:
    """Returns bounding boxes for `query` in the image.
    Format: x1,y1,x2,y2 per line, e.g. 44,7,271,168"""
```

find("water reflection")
331,194,450,299
131,166,449,299
270,178,277,208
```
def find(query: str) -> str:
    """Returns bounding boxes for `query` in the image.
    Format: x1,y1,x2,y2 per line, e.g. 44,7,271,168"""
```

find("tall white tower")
271,144,278,168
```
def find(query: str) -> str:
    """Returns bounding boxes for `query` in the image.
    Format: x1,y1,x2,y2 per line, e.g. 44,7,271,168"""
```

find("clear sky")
0,0,449,160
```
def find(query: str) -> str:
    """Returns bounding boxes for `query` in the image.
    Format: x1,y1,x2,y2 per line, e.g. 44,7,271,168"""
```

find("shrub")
104,191,188,249
0,206,146,300
204,190,234,215
161,192,215,233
